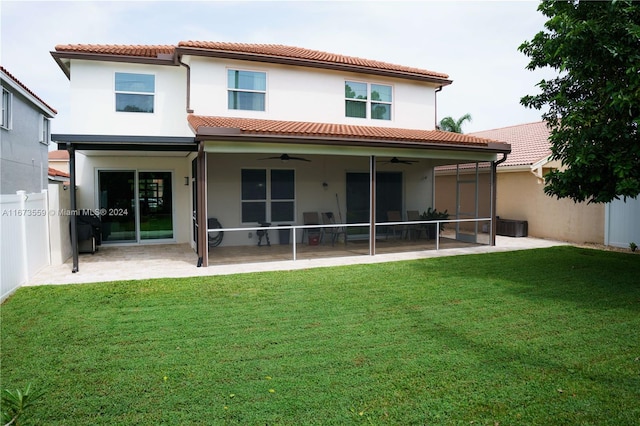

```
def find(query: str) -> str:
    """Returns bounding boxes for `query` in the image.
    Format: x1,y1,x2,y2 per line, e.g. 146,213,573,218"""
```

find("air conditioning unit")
496,218,528,237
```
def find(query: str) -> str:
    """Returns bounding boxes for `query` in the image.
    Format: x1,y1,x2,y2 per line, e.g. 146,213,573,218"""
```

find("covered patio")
27,235,567,286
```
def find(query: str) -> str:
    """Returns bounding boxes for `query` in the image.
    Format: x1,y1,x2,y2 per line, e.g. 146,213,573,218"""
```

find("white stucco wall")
73,153,192,244
68,61,192,136
187,56,438,130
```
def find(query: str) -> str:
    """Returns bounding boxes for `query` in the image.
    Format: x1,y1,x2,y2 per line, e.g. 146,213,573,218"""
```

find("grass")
1,246,639,425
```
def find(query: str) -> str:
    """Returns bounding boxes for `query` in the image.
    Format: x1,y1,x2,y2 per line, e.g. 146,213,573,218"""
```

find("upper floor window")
40,116,50,145
115,72,155,113
1,88,11,129
345,81,392,120
228,70,266,111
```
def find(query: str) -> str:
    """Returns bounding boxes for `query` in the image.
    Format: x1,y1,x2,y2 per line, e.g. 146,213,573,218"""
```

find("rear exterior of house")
51,42,510,268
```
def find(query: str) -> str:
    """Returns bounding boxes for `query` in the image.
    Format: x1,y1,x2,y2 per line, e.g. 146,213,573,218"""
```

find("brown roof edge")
176,46,452,85
193,125,511,154
51,51,178,80
0,66,58,114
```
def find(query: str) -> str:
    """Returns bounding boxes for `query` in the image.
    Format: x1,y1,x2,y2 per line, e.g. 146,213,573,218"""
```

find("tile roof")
53,41,450,82
53,44,175,58
48,150,69,160
178,41,449,81
436,121,551,171
188,115,509,151
48,167,70,179
470,121,551,167
0,66,57,114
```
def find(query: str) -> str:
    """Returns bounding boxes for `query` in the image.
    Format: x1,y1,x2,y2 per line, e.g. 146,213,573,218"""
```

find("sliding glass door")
98,170,173,243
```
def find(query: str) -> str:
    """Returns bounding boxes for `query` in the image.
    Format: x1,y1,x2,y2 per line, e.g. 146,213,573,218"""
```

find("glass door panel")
139,171,173,240
99,170,136,242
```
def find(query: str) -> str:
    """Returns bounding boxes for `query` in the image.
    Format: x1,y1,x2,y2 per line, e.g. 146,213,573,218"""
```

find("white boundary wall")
605,197,640,248
1,190,50,302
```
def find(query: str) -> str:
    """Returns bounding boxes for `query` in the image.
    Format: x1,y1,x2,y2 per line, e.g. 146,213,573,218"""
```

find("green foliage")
630,242,638,252
1,384,44,426
519,0,640,203
438,113,472,133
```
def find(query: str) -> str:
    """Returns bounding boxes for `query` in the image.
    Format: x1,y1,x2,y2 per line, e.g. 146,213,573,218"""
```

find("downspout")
490,153,508,246
370,155,376,256
179,58,194,113
67,144,79,272
434,85,443,129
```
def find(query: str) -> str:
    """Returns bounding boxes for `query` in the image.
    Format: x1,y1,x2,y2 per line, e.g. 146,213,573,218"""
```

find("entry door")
98,170,174,243
346,171,402,236
455,164,479,243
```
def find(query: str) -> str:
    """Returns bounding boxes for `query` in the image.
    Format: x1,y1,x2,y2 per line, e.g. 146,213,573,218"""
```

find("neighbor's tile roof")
48,167,69,179
436,121,551,171
470,121,551,167
48,150,69,160
188,115,507,150
0,66,57,114
54,41,449,81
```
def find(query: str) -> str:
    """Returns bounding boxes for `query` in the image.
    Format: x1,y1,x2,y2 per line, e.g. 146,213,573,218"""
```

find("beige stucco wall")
435,169,605,244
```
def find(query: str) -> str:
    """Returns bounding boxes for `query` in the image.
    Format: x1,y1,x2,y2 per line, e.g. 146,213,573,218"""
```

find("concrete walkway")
28,236,568,286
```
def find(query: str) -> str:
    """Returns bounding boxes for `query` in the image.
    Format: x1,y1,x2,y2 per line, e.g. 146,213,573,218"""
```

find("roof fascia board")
52,134,195,144
51,51,177,80
177,47,452,85
1,70,57,117
203,140,500,162
194,127,510,155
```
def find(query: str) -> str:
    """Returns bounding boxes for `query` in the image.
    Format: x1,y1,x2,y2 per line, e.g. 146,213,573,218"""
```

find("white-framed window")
241,168,295,223
115,72,155,113
228,69,266,111
39,115,50,145
345,81,392,120
1,88,11,129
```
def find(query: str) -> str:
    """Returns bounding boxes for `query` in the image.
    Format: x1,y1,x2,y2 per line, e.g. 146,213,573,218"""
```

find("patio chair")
406,210,424,240
322,212,347,246
385,210,405,240
302,212,321,244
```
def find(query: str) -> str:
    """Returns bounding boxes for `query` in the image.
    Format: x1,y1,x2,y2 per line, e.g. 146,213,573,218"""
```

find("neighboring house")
435,121,605,244
1,66,57,194
48,149,70,174
50,41,510,267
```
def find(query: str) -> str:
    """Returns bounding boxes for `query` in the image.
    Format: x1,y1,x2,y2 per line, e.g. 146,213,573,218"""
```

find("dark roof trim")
52,134,197,152
194,127,510,155
176,47,452,85
51,52,177,80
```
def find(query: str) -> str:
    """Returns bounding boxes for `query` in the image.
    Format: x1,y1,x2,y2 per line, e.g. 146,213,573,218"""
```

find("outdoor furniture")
385,210,405,239
406,210,423,240
302,212,321,244
321,212,347,246
257,222,271,246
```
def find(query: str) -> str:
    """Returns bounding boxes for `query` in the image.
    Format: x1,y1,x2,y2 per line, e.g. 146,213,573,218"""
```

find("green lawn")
1,246,639,425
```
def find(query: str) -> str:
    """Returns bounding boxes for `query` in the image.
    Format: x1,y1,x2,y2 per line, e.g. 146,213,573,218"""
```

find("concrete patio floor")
27,236,568,286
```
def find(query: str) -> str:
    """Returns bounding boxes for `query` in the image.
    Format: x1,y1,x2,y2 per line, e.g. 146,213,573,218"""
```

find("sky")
1,0,554,136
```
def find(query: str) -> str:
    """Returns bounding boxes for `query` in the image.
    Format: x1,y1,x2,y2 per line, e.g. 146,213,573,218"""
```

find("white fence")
1,190,50,302
605,197,640,248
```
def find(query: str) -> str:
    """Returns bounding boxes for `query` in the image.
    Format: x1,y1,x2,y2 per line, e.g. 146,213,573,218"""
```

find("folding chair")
302,212,321,244
322,212,347,246
385,210,405,239
406,210,424,240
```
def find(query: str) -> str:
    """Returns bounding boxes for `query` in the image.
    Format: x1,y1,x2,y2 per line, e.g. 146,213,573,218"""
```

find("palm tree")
439,113,472,133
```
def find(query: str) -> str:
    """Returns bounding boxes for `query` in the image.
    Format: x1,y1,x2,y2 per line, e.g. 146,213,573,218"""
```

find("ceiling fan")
379,157,419,165
258,154,311,162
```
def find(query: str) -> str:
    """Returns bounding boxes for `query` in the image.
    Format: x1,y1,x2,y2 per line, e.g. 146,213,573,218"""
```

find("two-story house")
1,66,57,194
50,41,510,268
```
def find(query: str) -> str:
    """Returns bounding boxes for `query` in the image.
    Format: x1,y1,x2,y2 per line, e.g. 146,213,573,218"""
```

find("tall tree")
439,113,472,133
520,0,640,203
